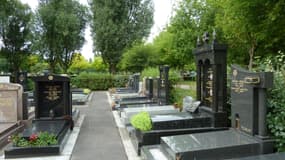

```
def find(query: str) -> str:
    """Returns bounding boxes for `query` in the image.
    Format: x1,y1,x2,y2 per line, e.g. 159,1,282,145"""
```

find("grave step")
141,145,171,160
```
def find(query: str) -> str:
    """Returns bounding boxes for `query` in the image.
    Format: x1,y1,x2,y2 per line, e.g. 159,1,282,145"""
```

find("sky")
20,0,179,61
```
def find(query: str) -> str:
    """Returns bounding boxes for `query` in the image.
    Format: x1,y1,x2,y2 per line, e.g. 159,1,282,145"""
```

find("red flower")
29,134,38,142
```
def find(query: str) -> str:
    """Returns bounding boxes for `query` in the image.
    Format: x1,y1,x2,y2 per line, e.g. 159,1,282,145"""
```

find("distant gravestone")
0,83,23,123
231,65,273,137
33,75,71,118
157,65,170,105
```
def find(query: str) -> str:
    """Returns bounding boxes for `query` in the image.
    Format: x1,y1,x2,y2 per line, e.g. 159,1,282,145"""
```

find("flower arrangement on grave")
130,111,152,131
8,132,58,147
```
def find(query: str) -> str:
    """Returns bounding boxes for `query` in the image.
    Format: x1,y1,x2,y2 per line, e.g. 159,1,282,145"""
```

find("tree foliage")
35,0,88,73
90,0,154,73
119,42,154,73
0,0,32,75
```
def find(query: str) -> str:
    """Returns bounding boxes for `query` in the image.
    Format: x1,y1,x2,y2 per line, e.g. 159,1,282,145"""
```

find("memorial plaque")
33,75,71,118
0,83,23,123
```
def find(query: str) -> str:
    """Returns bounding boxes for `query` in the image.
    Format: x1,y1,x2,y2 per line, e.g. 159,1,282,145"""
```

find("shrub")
130,111,152,131
267,72,285,151
71,72,129,90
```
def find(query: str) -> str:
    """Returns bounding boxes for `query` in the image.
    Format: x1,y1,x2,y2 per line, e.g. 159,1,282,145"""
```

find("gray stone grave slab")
0,83,23,122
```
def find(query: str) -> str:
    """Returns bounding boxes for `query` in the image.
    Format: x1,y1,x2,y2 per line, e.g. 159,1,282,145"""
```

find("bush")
130,111,152,131
71,72,129,90
267,72,285,151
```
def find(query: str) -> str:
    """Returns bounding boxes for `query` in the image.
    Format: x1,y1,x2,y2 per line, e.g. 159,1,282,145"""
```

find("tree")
150,0,217,70
36,0,88,73
90,0,154,73
0,0,32,76
214,0,285,70
68,53,90,74
119,42,154,73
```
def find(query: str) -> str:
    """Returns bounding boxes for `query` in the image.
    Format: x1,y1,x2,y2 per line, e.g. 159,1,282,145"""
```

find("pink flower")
29,134,38,142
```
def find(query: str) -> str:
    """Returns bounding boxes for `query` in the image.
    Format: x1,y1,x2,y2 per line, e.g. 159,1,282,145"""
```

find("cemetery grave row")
111,32,284,160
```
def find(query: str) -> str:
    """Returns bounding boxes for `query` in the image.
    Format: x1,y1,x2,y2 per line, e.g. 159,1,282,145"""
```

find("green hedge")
71,72,129,90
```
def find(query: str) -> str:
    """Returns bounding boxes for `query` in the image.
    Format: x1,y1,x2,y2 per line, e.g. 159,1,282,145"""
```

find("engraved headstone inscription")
33,75,71,118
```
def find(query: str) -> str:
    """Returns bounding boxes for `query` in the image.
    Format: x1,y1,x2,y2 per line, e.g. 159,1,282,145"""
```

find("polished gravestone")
141,63,274,160
4,75,74,158
228,152,285,160
133,33,229,156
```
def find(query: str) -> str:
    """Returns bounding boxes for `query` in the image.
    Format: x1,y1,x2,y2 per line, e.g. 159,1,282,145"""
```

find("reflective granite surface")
162,129,259,152
151,112,195,122
22,120,67,138
227,152,285,160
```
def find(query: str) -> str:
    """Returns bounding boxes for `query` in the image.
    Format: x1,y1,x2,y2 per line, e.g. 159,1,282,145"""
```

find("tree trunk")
109,63,116,74
248,40,257,71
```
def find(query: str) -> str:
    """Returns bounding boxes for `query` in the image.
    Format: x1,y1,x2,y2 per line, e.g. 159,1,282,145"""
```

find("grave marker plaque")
33,75,71,118
0,83,23,122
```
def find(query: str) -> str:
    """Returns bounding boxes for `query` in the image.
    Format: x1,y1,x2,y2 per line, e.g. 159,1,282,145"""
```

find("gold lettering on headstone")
44,85,61,101
244,76,260,84
231,80,248,93
205,68,213,103
231,70,249,93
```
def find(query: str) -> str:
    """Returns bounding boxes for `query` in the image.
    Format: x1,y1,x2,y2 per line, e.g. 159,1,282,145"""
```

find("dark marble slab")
22,120,67,138
151,112,212,130
228,152,285,160
160,129,262,160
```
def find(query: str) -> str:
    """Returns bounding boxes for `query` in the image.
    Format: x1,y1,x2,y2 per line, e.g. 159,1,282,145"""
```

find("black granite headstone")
33,75,71,118
231,65,273,137
193,32,227,127
157,65,170,105
145,78,153,99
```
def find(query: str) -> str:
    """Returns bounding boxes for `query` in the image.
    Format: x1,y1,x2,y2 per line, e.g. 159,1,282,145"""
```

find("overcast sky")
20,0,179,60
